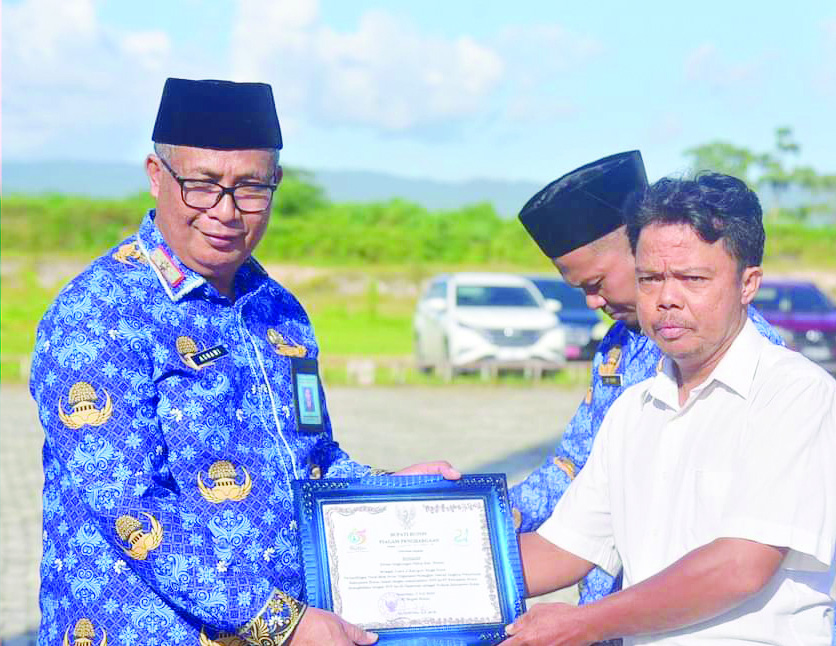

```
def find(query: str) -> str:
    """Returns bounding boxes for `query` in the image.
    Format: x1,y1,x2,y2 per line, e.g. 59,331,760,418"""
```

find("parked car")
752,279,836,374
414,272,566,376
525,274,604,360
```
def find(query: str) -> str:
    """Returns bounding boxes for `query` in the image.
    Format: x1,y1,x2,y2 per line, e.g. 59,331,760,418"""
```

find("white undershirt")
539,318,836,645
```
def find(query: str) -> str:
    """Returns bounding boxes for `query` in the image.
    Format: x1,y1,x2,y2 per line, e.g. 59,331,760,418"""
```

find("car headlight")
804,329,824,344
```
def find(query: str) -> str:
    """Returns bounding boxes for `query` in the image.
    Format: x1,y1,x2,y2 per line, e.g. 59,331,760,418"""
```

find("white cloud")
684,43,764,90
3,0,173,159
497,24,602,82
230,0,504,132
120,31,172,71
229,2,603,135
505,96,579,123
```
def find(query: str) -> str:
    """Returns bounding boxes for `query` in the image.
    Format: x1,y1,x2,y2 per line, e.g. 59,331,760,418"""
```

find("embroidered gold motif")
198,628,246,646
511,507,522,530
176,336,200,369
58,382,113,429
553,456,577,480
309,464,322,480
112,242,146,266
584,385,593,405
598,346,622,377
63,617,107,646
115,512,163,560
204,590,306,646
149,247,184,288
266,328,307,358
198,460,253,503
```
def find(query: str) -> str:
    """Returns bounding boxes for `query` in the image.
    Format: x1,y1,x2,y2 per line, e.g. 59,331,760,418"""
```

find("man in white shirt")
504,172,836,645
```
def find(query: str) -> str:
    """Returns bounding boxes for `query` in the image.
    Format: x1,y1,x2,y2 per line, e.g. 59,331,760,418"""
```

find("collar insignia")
149,246,185,288
113,241,147,266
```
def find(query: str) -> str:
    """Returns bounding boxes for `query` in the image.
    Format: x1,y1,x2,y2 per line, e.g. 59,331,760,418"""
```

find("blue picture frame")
293,474,527,645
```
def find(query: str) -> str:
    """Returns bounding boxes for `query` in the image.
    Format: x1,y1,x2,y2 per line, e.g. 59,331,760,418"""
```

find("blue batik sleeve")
508,400,587,533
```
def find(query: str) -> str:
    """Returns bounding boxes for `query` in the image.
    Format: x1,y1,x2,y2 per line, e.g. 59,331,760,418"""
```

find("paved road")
0,382,586,642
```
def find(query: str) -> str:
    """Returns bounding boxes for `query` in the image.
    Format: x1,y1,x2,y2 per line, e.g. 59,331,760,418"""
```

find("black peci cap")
518,150,647,258
152,78,282,150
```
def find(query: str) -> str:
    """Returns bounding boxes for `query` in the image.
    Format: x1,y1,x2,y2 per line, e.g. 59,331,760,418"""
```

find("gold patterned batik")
236,589,306,646
115,512,163,560
63,617,107,646
58,382,113,429
198,460,253,503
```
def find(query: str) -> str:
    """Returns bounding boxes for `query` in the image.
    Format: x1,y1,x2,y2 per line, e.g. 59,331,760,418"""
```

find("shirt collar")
644,317,763,410
136,209,268,303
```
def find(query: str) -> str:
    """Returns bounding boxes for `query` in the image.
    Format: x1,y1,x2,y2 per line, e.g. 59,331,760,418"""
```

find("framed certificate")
293,474,526,645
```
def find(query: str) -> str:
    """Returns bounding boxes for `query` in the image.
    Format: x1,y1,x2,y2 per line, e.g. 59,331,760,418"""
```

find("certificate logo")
347,529,367,549
396,505,416,530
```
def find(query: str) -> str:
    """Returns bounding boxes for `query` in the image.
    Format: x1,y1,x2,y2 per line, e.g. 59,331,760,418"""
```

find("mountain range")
2,161,541,217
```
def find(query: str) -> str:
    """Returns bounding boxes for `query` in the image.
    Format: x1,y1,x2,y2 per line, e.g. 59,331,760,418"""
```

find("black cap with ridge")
152,78,282,150
518,150,647,258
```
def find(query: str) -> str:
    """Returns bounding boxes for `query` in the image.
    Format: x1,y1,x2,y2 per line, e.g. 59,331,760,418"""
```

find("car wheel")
438,337,455,381
414,332,433,374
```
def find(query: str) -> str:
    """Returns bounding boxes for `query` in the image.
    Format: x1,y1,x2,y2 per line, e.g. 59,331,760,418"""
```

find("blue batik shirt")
509,307,788,645
30,211,373,645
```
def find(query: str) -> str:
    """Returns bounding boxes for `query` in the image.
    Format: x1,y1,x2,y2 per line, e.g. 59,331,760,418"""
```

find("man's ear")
740,266,763,305
273,165,284,186
145,155,162,199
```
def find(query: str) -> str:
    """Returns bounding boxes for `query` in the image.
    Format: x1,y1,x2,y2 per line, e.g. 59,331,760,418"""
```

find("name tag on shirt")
601,374,623,387
192,345,229,367
291,358,324,433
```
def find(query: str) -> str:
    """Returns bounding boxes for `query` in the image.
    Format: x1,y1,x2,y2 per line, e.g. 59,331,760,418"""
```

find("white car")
413,272,566,376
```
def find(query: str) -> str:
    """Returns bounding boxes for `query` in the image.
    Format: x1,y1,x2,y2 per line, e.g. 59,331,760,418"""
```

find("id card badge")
291,358,325,433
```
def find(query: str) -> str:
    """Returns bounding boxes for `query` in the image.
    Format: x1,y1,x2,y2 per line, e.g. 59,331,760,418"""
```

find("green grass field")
3,189,834,385
0,255,588,387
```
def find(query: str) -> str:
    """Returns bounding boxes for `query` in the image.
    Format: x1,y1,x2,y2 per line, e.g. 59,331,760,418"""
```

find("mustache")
652,317,691,329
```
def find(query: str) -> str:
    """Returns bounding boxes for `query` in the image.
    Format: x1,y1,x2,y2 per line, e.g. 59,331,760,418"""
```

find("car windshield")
455,285,539,308
529,279,588,309
753,285,835,313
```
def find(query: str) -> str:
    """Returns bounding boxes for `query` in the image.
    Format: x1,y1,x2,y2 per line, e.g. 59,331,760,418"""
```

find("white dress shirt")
538,318,836,645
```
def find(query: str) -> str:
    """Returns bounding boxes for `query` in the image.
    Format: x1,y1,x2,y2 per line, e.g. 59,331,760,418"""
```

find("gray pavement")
1,382,585,641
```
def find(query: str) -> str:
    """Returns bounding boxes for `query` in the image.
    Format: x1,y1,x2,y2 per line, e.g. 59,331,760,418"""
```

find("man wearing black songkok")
30,77,456,646
506,152,784,646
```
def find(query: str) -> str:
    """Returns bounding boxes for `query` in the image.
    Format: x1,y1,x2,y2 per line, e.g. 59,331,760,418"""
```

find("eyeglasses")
158,156,278,213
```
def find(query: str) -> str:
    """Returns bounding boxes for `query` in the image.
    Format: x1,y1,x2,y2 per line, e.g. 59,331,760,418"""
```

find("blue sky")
4,0,835,183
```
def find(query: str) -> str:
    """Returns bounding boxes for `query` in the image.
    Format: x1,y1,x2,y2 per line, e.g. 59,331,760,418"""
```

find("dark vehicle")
753,280,836,375
526,275,603,360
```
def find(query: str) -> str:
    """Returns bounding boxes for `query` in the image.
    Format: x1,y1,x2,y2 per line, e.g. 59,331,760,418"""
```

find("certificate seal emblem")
378,592,402,618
